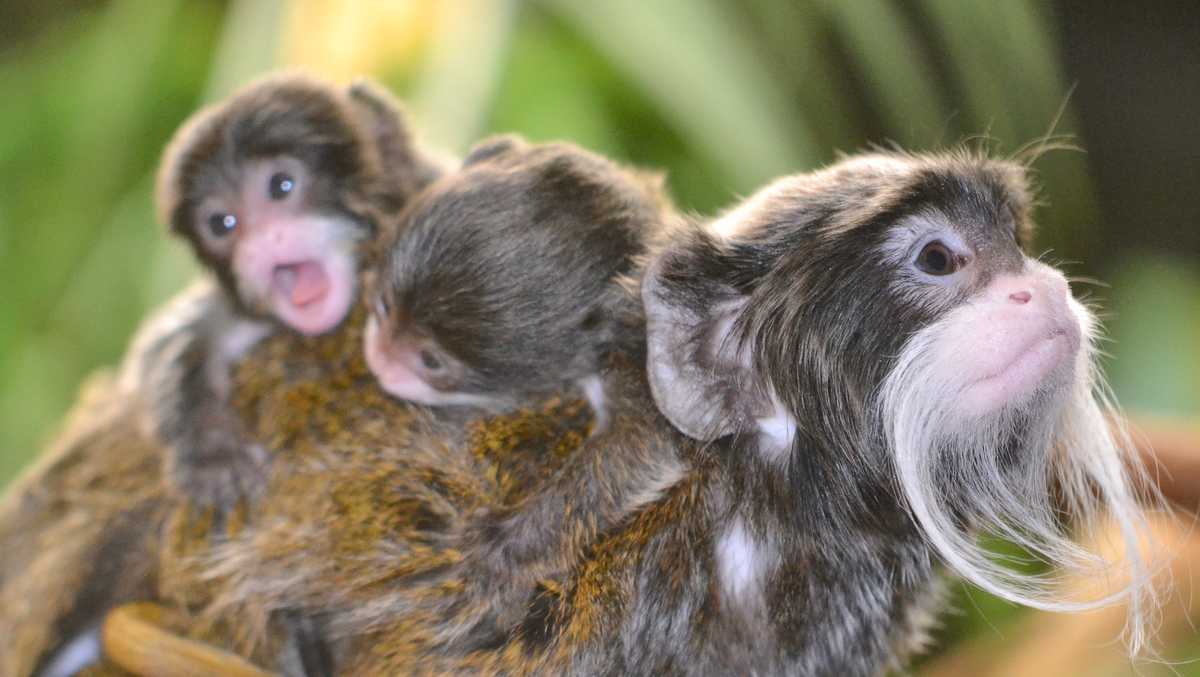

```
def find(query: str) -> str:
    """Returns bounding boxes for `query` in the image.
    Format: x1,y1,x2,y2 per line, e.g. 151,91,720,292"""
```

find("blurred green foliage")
0,0,1196,670
0,1,221,484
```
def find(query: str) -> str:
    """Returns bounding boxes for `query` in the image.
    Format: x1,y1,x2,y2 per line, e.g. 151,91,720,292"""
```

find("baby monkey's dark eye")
419,349,444,372
915,241,959,276
207,213,237,237
269,172,296,200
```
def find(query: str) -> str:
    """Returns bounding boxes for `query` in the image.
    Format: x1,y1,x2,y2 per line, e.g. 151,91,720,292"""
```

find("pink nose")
1008,290,1032,304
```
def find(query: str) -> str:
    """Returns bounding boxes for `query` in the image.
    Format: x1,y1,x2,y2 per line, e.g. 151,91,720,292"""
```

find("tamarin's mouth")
961,325,1078,415
273,260,330,308
265,251,356,336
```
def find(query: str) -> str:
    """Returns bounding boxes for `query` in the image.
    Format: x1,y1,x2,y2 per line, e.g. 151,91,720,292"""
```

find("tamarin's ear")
642,231,763,441
346,77,422,185
461,133,526,167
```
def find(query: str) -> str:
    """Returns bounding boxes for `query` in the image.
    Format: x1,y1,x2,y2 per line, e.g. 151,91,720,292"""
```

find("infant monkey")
364,134,649,413
131,73,440,511
364,135,688,641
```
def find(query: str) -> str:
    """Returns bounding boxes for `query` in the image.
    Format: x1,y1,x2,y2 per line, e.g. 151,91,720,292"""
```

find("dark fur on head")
650,153,1033,451
373,134,667,405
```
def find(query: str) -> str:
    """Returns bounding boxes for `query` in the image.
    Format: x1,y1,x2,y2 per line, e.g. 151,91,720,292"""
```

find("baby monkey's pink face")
362,308,493,408
194,156,359,335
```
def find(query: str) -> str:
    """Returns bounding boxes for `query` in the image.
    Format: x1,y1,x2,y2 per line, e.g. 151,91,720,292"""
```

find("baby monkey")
364,135,688,641
131,73,440,512
365,135,648,413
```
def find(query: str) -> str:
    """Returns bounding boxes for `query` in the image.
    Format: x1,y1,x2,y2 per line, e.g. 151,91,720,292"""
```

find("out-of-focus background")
0,0,1196,673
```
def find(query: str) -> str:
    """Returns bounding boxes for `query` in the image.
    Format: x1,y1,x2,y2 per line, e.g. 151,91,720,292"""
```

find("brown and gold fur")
0,372,166,677
0,300,602,674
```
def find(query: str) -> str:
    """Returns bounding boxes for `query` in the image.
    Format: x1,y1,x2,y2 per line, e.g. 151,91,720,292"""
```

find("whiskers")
877,305,1161,655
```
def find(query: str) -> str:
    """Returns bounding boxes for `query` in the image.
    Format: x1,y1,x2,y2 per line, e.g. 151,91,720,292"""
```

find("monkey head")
156,73,433,335
364,135,662,410
643,151,1156,648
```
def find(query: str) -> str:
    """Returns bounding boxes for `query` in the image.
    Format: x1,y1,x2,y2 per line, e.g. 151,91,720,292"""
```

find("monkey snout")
990,276,1040,306
933,267,1084,417
232,225,357,336
990,266,1074,318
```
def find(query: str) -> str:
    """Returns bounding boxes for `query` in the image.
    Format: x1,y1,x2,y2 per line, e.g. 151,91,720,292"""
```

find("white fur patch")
756,396,797,464
209,318,272,393
716,518,772,604
578,374,608,431
219,318,273,360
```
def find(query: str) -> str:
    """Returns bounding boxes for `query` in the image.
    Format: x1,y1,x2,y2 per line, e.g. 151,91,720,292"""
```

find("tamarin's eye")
915,241,960,276
419,348,444,372
269,172,296,200
208,213,238,237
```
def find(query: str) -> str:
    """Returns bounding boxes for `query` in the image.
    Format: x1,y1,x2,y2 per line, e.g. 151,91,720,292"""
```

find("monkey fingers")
167,425,269,523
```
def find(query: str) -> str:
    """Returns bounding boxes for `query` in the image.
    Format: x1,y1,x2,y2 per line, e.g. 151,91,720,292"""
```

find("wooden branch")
102,603,276,677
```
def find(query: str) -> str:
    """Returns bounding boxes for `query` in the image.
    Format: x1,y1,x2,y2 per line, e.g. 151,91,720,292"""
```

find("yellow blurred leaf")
280,0,440,81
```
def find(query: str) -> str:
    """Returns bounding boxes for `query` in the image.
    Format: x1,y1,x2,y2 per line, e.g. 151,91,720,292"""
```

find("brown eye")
207,213,237,237
915,241,959,276
419,348,444,372
269,172,295,200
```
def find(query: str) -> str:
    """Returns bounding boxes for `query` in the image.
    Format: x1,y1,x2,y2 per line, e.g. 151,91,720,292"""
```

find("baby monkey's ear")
346,77,427,192
642,231,763,441
461,133,527,167
154,103,221,233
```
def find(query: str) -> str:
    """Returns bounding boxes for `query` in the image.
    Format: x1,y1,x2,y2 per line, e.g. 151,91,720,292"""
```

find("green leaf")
407,0,519,152
541,0,818,192
812,0,948,146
